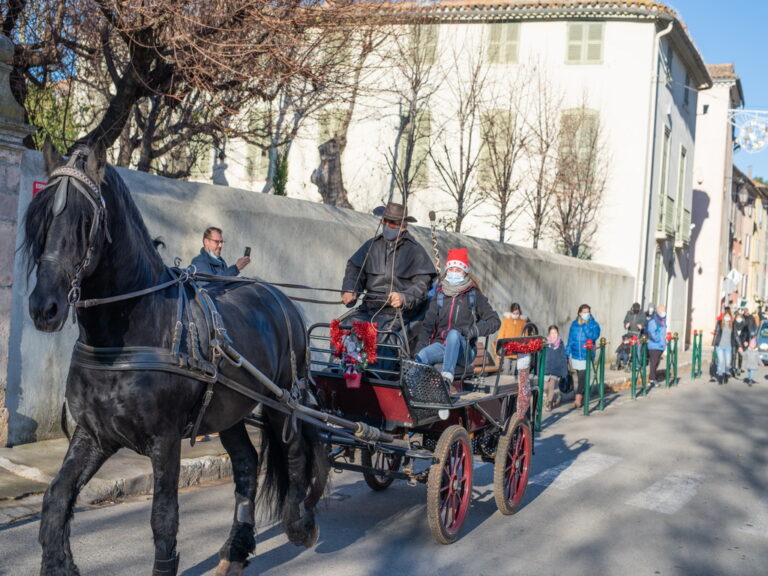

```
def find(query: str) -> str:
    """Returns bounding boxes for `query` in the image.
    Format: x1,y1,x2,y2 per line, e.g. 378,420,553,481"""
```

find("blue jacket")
646,314,667,351
545,341,568,377
566,317,601,361
190,248,239,277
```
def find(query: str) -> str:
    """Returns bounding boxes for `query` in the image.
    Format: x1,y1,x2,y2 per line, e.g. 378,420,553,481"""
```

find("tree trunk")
311,139,352,208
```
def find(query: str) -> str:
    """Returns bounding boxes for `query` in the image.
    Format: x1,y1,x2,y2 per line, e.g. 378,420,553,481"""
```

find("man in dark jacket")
415,248,500,384
623,302,646,337
341,202,436,331
190,226,250,276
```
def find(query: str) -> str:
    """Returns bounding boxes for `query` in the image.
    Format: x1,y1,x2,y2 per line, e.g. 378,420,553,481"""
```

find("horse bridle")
37,150,112,311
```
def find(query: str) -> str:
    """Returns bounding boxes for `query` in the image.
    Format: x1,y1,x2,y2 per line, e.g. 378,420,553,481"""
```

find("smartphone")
244,246,251,258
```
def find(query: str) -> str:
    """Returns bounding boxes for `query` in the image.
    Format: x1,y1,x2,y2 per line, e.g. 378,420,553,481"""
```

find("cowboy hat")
372,202,417,223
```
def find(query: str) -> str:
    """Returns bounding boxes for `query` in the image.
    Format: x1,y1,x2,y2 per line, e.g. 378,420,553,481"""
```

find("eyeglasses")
205,237,225,245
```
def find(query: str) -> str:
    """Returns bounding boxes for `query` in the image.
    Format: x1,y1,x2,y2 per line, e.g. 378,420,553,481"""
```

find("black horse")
23,141,328,576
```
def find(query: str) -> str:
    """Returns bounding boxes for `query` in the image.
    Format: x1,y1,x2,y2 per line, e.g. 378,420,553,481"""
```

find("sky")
668,0,768,180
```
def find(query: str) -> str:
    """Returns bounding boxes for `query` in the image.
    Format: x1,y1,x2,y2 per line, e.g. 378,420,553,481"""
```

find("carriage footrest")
401,360,453,406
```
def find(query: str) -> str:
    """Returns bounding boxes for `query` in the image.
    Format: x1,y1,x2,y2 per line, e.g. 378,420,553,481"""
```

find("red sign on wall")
32,181,48,197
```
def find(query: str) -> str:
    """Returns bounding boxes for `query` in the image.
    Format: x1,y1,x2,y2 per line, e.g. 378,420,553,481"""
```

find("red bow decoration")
502,338,544,355
631,335,638,346
583,339,595,350
666,332,672,342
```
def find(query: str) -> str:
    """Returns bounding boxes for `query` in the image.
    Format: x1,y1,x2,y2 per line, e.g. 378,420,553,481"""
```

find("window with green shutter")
400,110,431,188
487,23,519,65
566,22,604,64
410,25,438,66
559,108,599,167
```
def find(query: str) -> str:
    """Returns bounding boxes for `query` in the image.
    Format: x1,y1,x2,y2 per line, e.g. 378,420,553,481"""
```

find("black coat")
623,309,646,335
713,322,740,348
732,319,750,348
342,231,436,320
416,284,501,352
544,342,568,378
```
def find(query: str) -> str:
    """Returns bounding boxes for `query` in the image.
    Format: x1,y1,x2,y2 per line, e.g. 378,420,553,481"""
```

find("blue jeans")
416,329,474,377
716,346,732,376
747,368,755,381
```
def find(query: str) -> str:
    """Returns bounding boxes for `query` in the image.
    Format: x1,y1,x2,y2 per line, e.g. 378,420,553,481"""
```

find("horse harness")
40,158,393,446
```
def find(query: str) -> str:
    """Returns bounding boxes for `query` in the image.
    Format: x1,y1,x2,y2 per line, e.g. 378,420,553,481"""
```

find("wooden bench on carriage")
306,320,543,544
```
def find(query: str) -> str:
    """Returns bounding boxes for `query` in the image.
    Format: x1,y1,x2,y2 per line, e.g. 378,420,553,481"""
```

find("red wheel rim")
438,437,473,536
504,422,531,507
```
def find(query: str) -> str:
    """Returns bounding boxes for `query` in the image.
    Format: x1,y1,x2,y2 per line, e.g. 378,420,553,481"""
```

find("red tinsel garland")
353,321,378,365
329,319,378,367
503,338,544,355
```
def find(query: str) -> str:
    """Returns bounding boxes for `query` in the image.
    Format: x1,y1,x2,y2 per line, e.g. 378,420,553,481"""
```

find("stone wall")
3,149,633,445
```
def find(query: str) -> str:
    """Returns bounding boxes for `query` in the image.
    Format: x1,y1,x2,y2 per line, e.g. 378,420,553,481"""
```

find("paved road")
1,373,767,576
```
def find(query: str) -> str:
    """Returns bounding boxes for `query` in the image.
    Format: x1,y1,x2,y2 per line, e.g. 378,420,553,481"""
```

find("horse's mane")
22,158,164,284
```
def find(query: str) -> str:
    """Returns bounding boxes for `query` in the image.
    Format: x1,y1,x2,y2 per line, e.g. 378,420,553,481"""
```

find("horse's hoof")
303,524,320,548
214,559,245,576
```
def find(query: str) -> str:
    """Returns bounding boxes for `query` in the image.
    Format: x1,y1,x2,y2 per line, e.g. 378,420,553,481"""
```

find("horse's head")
26,139,111,332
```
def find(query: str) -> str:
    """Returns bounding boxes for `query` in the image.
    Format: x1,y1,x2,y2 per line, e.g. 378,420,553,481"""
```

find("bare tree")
478,71,531,242
429,47,488,233
551,104,609,258
521,68,564,249
384,21,443,204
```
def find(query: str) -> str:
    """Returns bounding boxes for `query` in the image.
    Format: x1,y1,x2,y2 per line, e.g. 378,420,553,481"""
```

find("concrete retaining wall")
4,150,633,445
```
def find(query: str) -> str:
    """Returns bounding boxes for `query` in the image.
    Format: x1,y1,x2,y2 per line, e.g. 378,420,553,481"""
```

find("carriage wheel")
426,425,473,544
493,415,532,515
361,448,402,491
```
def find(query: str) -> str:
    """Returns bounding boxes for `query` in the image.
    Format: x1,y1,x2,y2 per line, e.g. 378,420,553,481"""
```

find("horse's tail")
257,409,327,521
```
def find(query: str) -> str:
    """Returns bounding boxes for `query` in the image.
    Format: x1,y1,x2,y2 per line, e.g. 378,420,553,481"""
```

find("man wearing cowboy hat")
341,202,436,329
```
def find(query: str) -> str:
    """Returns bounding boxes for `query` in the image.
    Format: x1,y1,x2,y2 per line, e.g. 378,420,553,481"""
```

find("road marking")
529,452,622,490
626,472,704,514
739,496,768,537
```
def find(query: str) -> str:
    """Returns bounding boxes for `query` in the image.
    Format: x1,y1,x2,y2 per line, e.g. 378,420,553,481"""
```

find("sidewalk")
0,432,251,525
0,348,696,526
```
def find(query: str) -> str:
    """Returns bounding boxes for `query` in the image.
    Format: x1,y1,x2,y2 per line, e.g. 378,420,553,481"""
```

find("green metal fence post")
640,337,648,396
696,332,703,378
535,344,546,432
673,332,679,385
691,330,698,379
598,337,606,411
583,343,593,416
630,338,638,399
665,333,672,388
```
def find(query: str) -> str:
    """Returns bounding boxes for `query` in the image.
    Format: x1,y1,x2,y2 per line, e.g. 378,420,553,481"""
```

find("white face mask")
445,271,465,286
511,312,520,318
659,312,666,318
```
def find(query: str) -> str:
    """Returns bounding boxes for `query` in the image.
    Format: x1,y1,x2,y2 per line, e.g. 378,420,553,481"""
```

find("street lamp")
738,183,749,205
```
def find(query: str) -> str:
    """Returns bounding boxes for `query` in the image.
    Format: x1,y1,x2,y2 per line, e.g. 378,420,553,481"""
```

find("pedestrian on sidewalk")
543,325,568,410
713,312,739,384
742,337,760,386
566,304,601,409
733,310,750,376
497,303,527,375
623,302,647,338
646,305,667,388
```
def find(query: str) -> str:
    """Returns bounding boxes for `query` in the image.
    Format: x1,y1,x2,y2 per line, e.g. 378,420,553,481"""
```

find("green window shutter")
318,109,345,145
566,23,584,63
487,23,502,64
412,110,431,188
585,23,603,63
504,23,519,64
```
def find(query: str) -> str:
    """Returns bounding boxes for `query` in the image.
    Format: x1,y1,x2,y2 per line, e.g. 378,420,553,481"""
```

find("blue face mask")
445,271,465,286
580,312,591,321
382,226,400,242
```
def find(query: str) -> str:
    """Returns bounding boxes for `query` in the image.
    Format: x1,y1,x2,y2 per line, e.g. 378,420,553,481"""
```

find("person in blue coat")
190,226,250,276
543,325,568,410
566,304,601,408
646,304,668,387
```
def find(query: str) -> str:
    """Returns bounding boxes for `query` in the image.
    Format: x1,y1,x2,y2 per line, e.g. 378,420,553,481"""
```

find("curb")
0,453,233,525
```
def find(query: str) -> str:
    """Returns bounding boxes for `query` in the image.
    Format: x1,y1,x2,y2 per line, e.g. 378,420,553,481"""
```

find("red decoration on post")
631,335,638,346
583,339,595,350
666,332,672,342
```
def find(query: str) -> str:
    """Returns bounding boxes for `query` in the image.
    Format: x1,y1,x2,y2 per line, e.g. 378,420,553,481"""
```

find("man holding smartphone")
190,226,250,276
